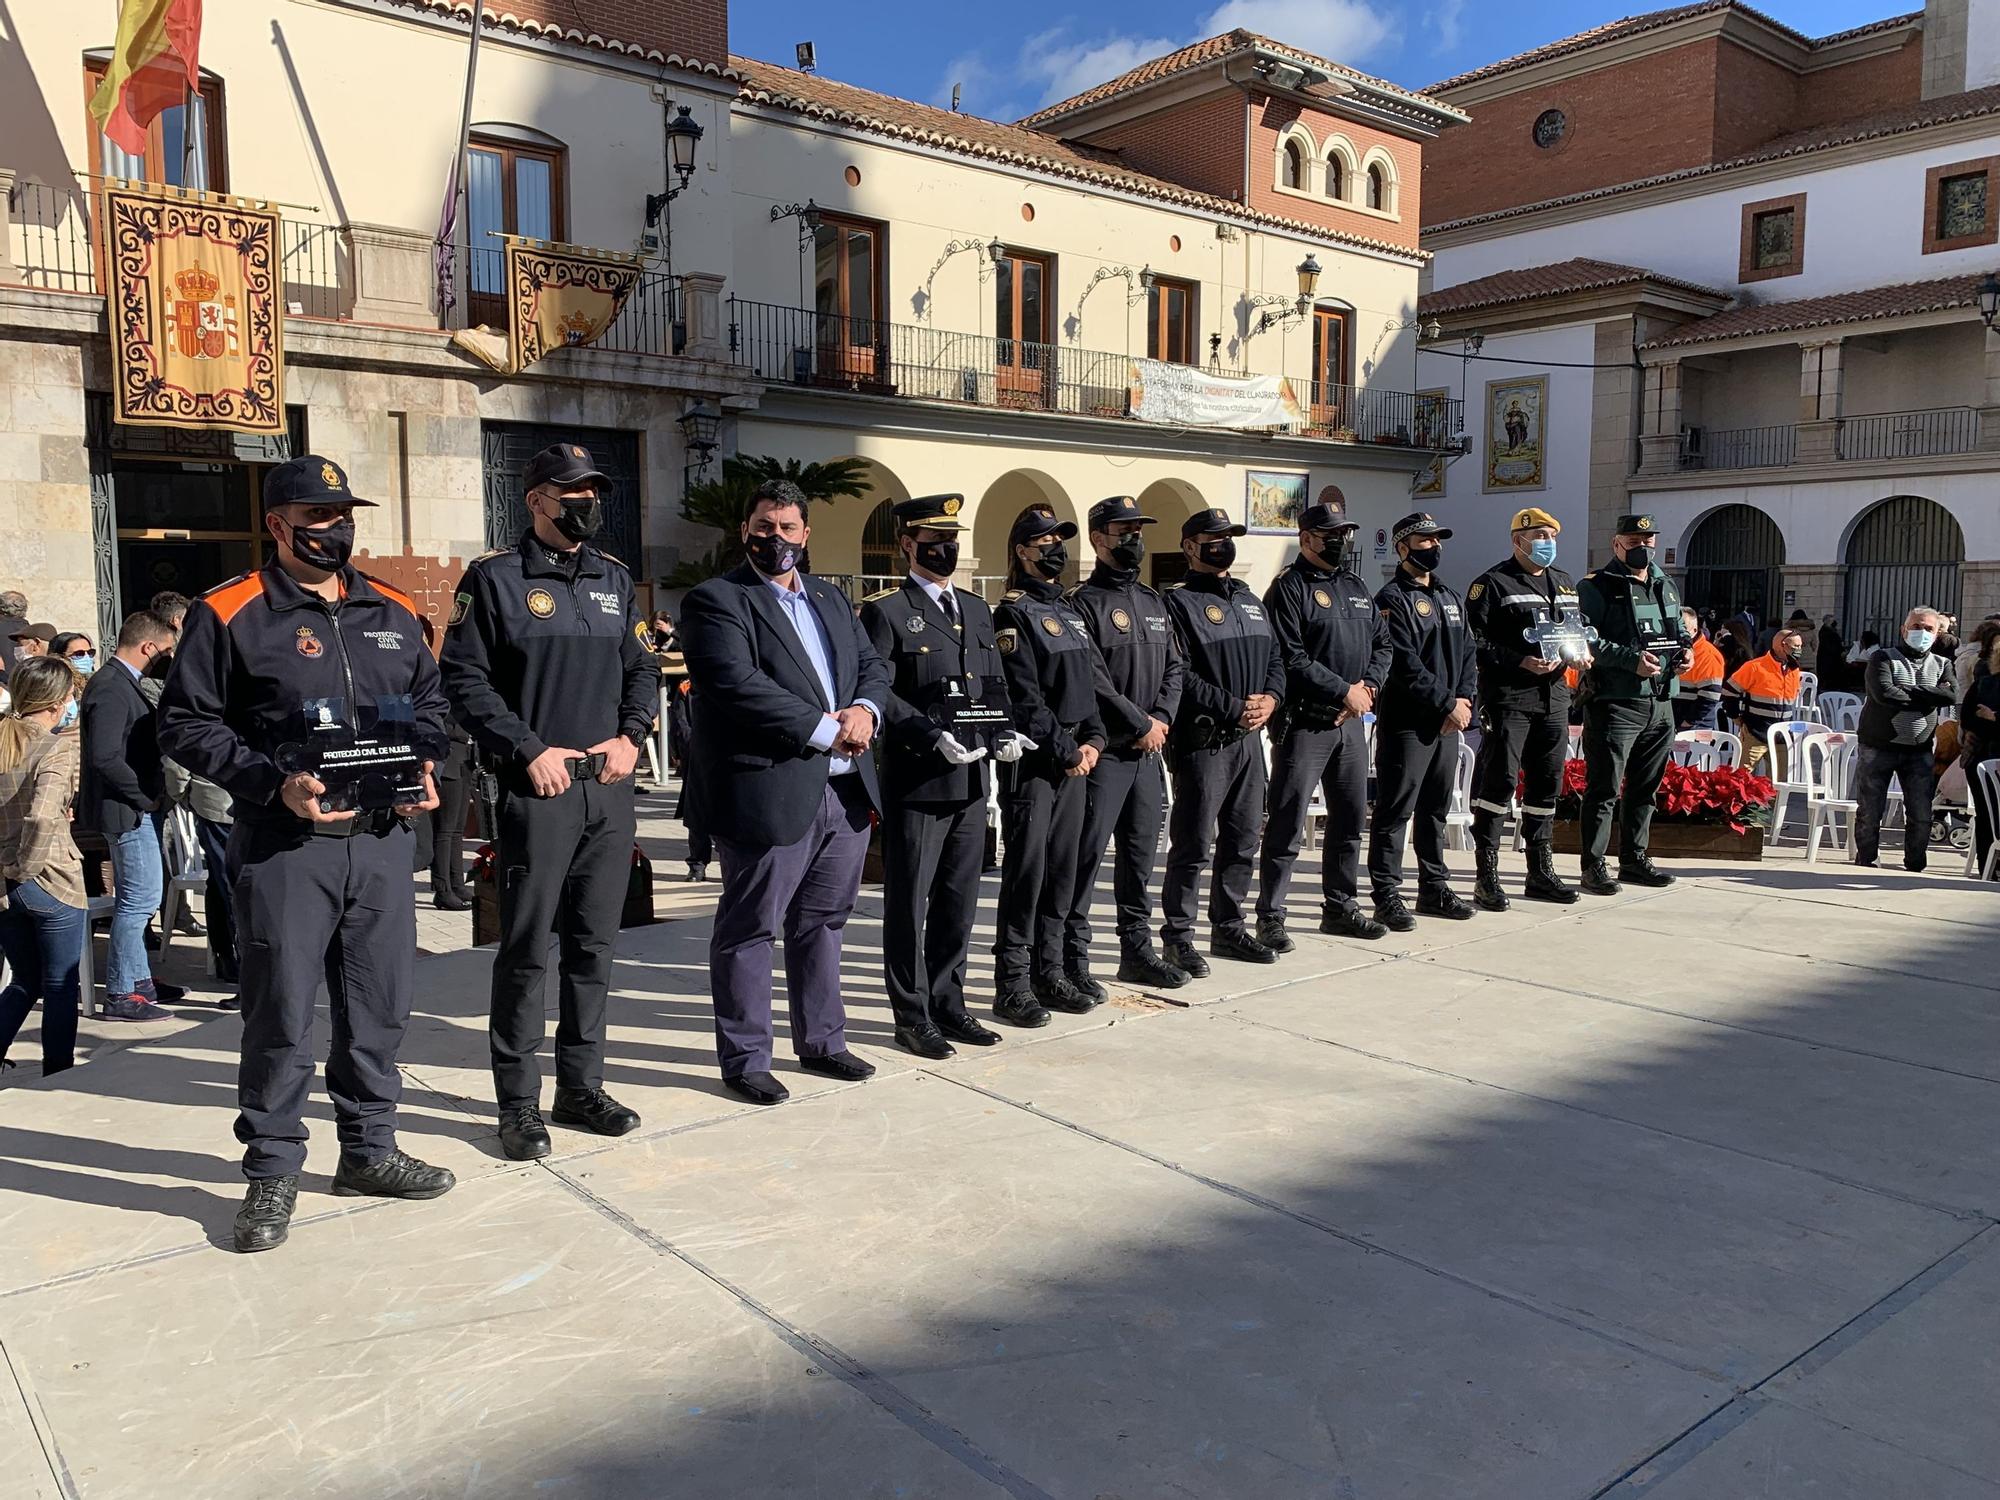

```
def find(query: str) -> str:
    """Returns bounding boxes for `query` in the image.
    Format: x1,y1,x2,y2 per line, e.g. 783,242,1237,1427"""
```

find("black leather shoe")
1618,856,1676,888
216,993,241,1012
1064,969,1107,1003
935,1011,1001,1047
800,1050,876,1082
1162,940,1210,979
1117,946,1190,988
724,1070,790,1105
498,1103,551,1160
1211,926,1278,963
1580,860,1622,896
174,909,206,937
433,886,471,911
148,979,188,1003
993,988,1052,1028
1852,853,1880,869
332,1148,456,1199
1904,851,1929,874
1255,914,1295,953
1034,972,1098,1013
895,1023,956,1059
233,1175,298,1254
1373,893,1417,932
1416,887,1475,921
1473,846,1510,912
552,1087,642,1136
1522,843,1578,904
1321,905,1388,941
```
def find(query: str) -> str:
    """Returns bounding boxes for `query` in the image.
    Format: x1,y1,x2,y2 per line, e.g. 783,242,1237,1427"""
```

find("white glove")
994,731,1038,763
934,731,987,766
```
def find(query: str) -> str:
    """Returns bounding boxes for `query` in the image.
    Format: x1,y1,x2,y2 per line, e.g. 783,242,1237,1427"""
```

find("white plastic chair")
158,806,207,950
1975,761,2000,881
1798,670,1820,718
1564,723,1585,763
1445,738,1477,851
1764,720,1819,842
1670,728,1742,772
1817,692,1862,732
1801,730,1859,863
77,893,118,1017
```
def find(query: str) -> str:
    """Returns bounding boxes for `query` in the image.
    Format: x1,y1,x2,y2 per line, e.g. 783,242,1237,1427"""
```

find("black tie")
939,590,959,629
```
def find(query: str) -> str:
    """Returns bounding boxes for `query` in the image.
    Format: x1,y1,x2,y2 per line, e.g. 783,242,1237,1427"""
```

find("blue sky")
731,0,1901,121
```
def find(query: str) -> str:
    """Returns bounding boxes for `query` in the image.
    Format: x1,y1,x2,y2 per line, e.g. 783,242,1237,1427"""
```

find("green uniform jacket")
1576,565,1691,702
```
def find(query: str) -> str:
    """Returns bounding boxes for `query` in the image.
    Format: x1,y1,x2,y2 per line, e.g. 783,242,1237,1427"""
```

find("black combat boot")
233,1175,299,1254
1522,842,1578,904
1579,859,1622,896
1473,844,1510,912
1618,854,1676,888
1118,944,1190,988
1162,939,1211,979
1255,914,1295,954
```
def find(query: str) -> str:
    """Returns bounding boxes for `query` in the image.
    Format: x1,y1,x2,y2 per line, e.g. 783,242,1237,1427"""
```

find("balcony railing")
1838,406,1980,461
468,244,683,358
727,297,1461,447
1679,423,1797,470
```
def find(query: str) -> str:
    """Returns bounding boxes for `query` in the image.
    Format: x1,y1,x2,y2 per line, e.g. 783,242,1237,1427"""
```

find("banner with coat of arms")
105,182,284,432
451,236,643,376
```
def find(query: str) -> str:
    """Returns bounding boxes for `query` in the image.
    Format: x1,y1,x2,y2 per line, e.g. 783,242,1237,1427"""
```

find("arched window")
1281,139,1305,190
1325,156,1345,200
1366,163,1387,211
860,498,901,582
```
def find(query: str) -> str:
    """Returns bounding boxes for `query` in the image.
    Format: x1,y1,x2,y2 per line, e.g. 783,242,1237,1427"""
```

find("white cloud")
1021,25,1184,108
1431,0,1467,53
1198,0,1394,66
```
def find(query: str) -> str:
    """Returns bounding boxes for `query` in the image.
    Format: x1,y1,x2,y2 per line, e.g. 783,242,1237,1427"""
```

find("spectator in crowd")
161,741,237,990
1816,614,1845,688
0,657,85,1076
1855,606,1957,872
132,594,203,942
1718,617,1754,681
0,592,27,621
1847,629,1880,665
643,608,677,656
77,610,180,1020
10,622,54,662
1725,625,1804,774
1675,606,1725,731
1963,628,2000,878
412,617,473,911
49,633,96,676
1955,615,2000,690
1933,616,1961,667
667,676,709,881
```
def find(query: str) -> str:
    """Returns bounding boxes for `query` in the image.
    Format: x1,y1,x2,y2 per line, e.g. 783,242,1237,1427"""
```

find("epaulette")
1001,588,1024,602
471,548,509,564
200,569,258,599
862,586,898,602
595,548,629,570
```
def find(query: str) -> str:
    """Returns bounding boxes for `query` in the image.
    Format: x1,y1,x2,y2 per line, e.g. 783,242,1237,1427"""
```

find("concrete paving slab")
571,1069,1727,1500
945,1008,1971,1380
1218,957,2000,1218
0,1353,64,1500
0,1169,1007,1500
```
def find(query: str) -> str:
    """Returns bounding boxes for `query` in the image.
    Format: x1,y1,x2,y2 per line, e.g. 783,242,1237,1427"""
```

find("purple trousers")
709,777,871,1077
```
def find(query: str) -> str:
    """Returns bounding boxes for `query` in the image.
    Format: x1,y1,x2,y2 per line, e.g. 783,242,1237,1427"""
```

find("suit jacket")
680,564,889,847
77,662,162,835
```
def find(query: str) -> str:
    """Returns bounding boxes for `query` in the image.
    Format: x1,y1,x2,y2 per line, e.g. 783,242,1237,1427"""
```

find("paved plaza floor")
1,804,1995,1499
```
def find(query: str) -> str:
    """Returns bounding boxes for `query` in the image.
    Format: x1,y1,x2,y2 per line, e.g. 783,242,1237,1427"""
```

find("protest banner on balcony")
452,236,643,376
1128,360,1304,431
105,182,284,434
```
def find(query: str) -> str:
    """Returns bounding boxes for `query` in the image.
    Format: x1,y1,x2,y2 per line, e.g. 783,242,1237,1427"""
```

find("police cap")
263,455,377,511
523,442,609,494
1298,501,1357,534
892,495,967,532
1391,510,1452,544
1182,506,1248,540
1008,508,1078,547
1088,496,1157,530
1614,513,1659,535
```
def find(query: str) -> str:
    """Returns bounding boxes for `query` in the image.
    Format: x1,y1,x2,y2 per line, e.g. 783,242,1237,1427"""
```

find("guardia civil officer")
1367,512,1478,931
158,455,455,1254
1255,497,1392,946
1464,506,1584,911
1160,506,1286,974
1574,513,1693,894
992,509,1105,1027
440,443,656,1160
1061,496,1188,990
859,495,1018,1059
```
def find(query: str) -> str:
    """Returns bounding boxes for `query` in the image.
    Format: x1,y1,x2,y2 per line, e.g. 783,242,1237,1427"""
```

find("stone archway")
1132,477,1209,590
802,456,909,596
971,468,1080,598
1843,495,1965,642
1681,503,1784,624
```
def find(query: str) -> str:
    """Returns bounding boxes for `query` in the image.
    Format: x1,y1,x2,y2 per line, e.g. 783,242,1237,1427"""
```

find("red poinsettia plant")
1538,760,1776,833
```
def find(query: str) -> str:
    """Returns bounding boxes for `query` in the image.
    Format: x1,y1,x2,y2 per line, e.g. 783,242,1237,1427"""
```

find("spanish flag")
88,0,204,157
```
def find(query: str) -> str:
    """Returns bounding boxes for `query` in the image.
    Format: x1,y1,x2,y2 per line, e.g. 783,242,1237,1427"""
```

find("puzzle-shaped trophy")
1526,611,1601,666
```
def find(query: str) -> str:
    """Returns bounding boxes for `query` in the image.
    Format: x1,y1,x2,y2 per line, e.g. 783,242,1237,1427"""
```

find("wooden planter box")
1550,819,1765,862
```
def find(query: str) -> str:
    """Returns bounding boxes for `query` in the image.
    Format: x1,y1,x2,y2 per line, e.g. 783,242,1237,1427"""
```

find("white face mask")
1904,627,1936,652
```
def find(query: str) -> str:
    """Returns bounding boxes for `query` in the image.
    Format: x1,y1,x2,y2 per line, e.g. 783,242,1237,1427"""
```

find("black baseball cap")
8,621,54,643
263,454,376,511
1182,506,1247,540
1088,496,1158,530
1391,511,1452,544
1298,501,1357,533
523,442,609,493
1008,509,1078,547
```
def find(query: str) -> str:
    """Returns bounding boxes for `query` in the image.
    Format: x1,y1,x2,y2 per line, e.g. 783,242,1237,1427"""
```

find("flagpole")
448,3,484,329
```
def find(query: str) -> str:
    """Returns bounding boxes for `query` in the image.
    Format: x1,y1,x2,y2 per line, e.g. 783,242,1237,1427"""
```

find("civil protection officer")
992,509,1105,1026
1464,506,1583,911
1256,496,1392,946
1061,496,1188,990
859,495,1016,1059
1575,513,1693,894
1367,512,1478,931
440,443,656,1160
1160,506,1286,973
158,455,454,1254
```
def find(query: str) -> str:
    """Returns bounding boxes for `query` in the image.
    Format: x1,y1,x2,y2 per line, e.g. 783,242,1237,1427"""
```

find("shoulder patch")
450,592,472,628
996,628,1018,655
203,572,266,626
1467,581,1484,600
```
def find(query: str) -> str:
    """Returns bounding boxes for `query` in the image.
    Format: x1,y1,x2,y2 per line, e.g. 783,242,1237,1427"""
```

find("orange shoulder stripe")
361,574,421,617
203,572,267,626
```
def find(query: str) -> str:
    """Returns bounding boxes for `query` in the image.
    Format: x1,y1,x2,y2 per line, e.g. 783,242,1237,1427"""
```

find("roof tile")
1643,271,1993,348
1420,257,1729,317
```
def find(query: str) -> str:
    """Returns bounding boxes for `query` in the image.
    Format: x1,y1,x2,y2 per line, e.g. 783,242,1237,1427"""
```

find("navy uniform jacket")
860,575,1008,805
1465,555,1579,714
1065,563,1182,757
158,565,447,826
1373,567,1477,738
440,536,655,791
678,563,889,848
1263,555,1389,729
1162,571,1285,750
994,576,1106,782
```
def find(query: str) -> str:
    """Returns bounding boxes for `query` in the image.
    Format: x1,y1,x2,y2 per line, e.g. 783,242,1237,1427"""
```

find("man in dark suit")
78,609,180,1020
679,480,892,1106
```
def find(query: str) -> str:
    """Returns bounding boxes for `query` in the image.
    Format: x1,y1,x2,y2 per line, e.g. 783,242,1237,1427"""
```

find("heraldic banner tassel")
106,182,284,433
88,0,204,157
451,236,643,376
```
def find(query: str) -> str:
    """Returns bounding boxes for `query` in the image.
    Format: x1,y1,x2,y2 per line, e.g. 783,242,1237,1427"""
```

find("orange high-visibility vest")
1726,653,1801,726
1682,637,1725,706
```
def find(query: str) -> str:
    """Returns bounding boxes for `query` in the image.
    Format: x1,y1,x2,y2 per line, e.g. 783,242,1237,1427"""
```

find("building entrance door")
1682,503,1783,625
1843,495,1963,643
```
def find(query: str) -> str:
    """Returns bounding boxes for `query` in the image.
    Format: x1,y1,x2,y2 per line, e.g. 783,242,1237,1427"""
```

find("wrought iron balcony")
1838,406,1980,461
1678,423,1798,471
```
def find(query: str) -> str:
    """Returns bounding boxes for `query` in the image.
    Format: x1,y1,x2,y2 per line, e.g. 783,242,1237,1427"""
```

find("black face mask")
1030,542,1067,580
1107,534,1146,571
552,497,603,543
1196,538,1237,570
287,517,355,572
745,532,803,577
913,538,959,576
1406,543,1442,574
1624,544,1656,571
